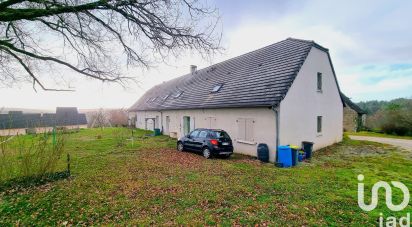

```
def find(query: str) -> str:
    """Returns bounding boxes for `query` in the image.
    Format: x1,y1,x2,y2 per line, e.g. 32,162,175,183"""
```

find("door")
146,118,155,131
195,130,208,151
165,116,170,135
185,130,199,150
183,116,190,135
155,116,160,129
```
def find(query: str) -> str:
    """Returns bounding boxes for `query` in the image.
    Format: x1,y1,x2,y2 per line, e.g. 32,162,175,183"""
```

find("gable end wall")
279,47,343,150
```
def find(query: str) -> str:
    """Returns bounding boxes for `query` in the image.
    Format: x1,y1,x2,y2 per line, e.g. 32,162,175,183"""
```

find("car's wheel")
202,147,212,159
177,142,184,152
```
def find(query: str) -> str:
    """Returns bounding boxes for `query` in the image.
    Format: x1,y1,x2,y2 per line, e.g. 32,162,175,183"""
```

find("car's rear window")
212,131,230,139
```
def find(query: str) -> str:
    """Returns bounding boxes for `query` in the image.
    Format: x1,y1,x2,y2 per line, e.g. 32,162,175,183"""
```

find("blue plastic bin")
289,145,299,166
277,146,292,167
298,153,304,162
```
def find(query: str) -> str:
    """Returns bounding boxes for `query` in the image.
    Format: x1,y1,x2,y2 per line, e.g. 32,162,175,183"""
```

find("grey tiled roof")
0,107,87,129
129,38,336,111
341,93,366,114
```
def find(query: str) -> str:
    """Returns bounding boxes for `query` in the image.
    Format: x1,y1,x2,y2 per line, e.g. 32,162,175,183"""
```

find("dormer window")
173,91,183,98
211,84,223,93
146,97,157,103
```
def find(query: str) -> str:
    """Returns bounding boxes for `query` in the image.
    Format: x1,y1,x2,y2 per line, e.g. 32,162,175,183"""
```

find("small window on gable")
317,72,322,92
211,84,223,93
317,116,322,133
173,91,183,98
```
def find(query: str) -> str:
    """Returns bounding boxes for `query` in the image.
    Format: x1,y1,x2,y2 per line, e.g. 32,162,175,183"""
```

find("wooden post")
67,153,71,176
52,127,56,147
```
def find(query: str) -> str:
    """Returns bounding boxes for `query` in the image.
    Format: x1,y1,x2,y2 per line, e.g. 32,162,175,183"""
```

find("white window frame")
211,84,223,93
173,91,183,98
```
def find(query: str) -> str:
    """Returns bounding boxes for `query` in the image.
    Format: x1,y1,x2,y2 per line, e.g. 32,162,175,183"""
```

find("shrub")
364,99,412,136
0,132,66,182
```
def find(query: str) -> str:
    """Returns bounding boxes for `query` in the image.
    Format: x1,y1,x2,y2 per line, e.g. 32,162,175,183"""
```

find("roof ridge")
287,37,314,44
165,39,309,83
287,37,329,52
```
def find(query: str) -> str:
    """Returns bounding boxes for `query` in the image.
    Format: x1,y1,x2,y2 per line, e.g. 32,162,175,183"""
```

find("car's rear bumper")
218,151,233,155
211,147,233,155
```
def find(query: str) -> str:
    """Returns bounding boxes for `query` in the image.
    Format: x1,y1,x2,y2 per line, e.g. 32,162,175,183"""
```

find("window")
317,72,322,92
147,97,157,103
211,84,223,93
190,130,199,138
212,131,230,139
174,91,183,98
237,118,255,142
317,116,322,133
198,130,208,138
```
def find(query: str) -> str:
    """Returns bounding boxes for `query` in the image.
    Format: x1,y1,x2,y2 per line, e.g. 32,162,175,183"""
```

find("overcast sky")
1,0,411,110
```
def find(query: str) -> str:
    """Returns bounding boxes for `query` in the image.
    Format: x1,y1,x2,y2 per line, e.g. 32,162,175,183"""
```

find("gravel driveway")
349,136,412,151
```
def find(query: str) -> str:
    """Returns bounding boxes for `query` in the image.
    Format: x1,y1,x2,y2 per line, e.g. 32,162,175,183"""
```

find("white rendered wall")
132,108,278,162
279,47,343,150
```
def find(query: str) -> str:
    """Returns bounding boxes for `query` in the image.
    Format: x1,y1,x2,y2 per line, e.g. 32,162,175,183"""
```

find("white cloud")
2,0,411,109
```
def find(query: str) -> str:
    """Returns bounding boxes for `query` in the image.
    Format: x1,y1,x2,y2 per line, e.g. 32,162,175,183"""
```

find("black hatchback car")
177,129,233,159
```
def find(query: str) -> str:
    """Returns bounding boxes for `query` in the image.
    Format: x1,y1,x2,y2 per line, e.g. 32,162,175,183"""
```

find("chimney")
190,65,197,74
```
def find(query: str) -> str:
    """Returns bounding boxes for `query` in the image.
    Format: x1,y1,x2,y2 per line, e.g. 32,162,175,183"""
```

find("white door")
165,116,170,134
146,119,155,131
155,116,160,129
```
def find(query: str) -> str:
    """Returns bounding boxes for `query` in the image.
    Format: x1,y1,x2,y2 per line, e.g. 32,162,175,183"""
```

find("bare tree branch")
0,45,74,91
0,0,221,91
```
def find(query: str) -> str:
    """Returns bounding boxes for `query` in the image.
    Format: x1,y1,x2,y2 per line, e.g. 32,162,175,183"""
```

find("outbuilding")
341,93,366,132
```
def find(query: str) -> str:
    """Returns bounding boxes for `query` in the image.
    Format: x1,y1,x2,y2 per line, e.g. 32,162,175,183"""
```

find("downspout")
272,106,280,163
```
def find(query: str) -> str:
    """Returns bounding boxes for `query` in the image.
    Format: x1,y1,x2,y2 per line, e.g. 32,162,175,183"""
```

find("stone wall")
343,107,358,132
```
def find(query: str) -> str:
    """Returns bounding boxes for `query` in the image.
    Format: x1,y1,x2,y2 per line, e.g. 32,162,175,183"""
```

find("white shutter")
245,119,255,141
180,116,184,136
211,117,216,129
190,117,195,131
237,118,246,140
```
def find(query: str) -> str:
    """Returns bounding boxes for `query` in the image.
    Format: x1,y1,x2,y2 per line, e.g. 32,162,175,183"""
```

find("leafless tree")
89,108,110,128
0,0,220,91
108,108,128,127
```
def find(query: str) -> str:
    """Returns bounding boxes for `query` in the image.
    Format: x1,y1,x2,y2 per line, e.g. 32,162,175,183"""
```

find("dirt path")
349,136,412,151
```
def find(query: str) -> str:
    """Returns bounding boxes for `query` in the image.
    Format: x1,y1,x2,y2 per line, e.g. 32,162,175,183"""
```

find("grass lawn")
347,131,412,140
1,128,411,225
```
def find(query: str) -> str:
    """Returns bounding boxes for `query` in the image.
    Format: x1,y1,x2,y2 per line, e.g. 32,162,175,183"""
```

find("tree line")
357,98,412,136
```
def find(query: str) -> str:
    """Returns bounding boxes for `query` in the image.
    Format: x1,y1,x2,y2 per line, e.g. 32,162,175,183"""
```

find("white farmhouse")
129,38,344,162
